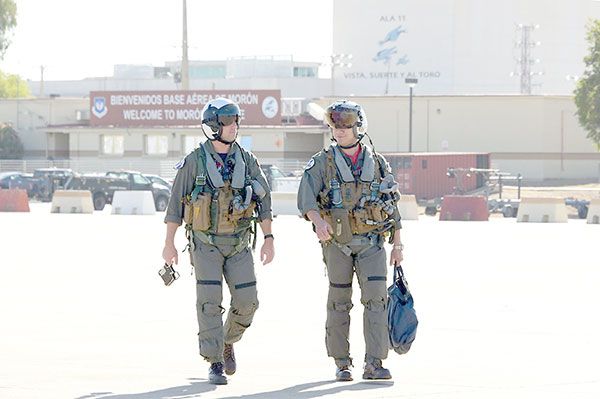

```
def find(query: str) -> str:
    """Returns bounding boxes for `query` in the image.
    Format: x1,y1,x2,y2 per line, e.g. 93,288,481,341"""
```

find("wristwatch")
393,243,404,251
264,234,274,240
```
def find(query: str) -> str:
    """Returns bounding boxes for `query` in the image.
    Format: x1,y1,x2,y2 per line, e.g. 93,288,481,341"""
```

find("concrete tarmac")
0,204,599,398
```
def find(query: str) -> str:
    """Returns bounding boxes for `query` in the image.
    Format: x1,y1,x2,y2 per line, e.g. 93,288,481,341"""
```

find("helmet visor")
218,114,239,127
326,109,359,129
216,103,241,127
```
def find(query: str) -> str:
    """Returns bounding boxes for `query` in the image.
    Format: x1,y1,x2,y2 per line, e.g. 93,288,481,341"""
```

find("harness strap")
191,148,207,202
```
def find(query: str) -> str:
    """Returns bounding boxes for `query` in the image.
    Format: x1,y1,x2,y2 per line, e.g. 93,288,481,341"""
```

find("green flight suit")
297,143,402,367
165,140,272,363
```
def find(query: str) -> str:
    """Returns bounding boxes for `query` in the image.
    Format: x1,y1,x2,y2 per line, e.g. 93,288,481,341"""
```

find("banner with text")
89,90,281,127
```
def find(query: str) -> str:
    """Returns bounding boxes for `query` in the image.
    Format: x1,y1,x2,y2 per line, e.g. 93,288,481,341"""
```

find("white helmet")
201,98,241,144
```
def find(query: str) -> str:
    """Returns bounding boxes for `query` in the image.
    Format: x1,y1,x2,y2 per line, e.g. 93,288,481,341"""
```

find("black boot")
208,362,227,385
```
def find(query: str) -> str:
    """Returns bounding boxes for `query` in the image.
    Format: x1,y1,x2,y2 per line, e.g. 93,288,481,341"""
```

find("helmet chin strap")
338,140,360,150
214,135,235,145
207,127,238,145
331,127,364,149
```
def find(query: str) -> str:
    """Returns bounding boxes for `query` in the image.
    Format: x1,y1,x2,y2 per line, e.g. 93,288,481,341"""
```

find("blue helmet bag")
388,265,418,355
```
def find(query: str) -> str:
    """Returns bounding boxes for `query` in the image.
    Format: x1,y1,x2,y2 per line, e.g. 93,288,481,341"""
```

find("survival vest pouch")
388,265,418,355
183,143,259,237
319,145,396,240
183,193,212,231
329,207,353,244
215,182,257,235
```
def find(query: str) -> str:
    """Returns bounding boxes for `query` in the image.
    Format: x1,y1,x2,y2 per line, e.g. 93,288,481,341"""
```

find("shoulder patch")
304,158,315,170
174,157,186,170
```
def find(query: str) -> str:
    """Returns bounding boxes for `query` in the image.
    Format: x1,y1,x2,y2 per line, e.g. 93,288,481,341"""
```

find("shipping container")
381,152,490,200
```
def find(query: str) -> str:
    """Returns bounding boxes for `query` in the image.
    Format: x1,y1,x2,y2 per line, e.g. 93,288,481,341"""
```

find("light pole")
181,0,189,90
330,54,352,97
405,78,418,152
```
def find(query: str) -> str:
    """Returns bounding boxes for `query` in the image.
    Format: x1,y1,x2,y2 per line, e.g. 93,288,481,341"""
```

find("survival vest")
182,142,260,237
318,144,398,243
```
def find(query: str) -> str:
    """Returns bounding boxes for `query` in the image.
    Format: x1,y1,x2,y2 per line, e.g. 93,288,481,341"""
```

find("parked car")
0,171,38,197
260,164,291,187
66,170,171,211
31,168,76,201
259,164,301,192
143,174,173,190
32,168,74,185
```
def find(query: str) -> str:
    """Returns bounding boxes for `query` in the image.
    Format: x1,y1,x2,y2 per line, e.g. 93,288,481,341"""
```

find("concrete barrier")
111,191,156,215
517,197,568,223
271,191,301,216
0,189,30,212
587,198,600,224
51,190,94,214
396,195,419,220
439,195,489,221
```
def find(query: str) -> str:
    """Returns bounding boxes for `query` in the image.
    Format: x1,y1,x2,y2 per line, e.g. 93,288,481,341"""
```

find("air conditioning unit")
76,110,90,121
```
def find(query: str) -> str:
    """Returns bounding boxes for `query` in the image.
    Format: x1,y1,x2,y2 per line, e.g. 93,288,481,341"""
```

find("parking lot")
0,204,599,399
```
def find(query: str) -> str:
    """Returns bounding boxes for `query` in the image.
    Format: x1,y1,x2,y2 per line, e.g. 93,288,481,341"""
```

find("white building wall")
0,98,88,156
332,0,600,96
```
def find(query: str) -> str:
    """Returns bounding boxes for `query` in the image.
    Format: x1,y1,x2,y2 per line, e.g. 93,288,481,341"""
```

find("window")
106,172,128,180
183,135,204,154
293,67,316,77
189,65,226,79
145,135,168,156
154,67,171,79
101,135,124,156
281,99,302,116
149,176,169,186
132,174,151,185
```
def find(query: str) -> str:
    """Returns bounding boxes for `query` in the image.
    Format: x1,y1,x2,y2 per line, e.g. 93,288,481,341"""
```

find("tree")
0,0,17,59
574,20,600,147
0,70,30,98
0,1,26,99
0,124,24,159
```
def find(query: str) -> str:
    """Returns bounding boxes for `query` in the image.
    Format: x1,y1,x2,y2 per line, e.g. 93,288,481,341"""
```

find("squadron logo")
304,158,315,170
91,97,108,119
261,96,278,119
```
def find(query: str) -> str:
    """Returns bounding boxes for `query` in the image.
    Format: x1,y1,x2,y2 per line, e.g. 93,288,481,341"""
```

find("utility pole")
181,0,190,90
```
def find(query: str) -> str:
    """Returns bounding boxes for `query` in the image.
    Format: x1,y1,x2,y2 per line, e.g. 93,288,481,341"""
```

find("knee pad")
202,302,225,316
232,301,258,316
331,301,353,312
364,297,386,312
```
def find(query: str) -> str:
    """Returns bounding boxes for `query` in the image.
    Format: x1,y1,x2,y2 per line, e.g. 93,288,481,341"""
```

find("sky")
0,0,334,81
